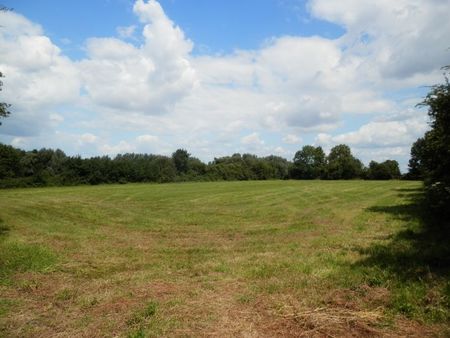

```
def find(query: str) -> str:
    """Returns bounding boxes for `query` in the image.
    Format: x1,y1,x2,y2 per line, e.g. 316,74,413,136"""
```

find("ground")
0,180,448,337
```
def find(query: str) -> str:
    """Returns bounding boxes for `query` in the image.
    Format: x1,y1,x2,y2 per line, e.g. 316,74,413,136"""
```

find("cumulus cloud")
333,120,426,148
191,32,402,133
316,110,428,148
309,0,450,84
0,11,80,137
314,111,430,170
0,12,79,103
79,0,196,114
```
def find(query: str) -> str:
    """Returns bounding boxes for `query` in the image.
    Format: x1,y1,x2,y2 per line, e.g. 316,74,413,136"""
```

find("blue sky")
6,0,345,56
1,0,449,170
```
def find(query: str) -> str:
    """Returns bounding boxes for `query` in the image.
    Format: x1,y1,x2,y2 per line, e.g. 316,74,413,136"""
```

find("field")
0,180,448,337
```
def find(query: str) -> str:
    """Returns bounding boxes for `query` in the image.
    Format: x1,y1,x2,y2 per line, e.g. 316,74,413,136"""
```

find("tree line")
0,143,402,188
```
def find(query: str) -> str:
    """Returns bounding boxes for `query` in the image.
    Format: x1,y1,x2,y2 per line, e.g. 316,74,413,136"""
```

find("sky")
0,0,449,171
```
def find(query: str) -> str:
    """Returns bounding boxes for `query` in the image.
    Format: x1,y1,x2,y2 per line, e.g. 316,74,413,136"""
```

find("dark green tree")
367,160,401,180
326,144,363,179
172,149,190,174
187,156,207,177
264,155,290,179
383,160,401,179
0,143,24,179
153,155,177,182
291,145,326,179
407,137,426,179
411,68,450,219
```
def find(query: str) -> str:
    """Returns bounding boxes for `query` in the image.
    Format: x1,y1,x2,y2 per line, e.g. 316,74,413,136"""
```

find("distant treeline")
0,143,402,188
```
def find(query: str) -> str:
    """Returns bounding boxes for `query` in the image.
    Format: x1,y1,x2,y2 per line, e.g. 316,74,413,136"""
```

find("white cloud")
0,11,80,137
0,21,79,106
190,31,402,134
241,132,264,146
80,133,98,144
0,10,43,36
79,0,196,115
11,137,27,148
315,109,428,148
315,133,333,146
314,111,430,171
274,146,289,156
309,0,450,85
99,141,136,156
282,134,302,144
332,119,427,148
136,134,159,143
133,0,193,57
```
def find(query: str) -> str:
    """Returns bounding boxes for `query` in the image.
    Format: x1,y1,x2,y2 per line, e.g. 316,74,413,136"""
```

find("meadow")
0,180,448,337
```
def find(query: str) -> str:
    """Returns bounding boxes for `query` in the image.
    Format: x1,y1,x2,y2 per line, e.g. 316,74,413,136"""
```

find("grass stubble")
0,180,448,337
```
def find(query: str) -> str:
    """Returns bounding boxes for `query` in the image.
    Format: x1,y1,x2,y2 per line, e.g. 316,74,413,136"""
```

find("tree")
407,137,426,179
326,144,363,179
264,155,289,179
153,156,177,182
0,143,24,179
187,156,207,176
291,146,325,179
0,72,11,125
410,68,450,220
383,160,401,179
172,149,190,174
367,160,401,180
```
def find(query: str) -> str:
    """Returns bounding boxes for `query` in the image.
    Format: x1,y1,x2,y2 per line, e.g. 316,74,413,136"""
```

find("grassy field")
0,180,448,337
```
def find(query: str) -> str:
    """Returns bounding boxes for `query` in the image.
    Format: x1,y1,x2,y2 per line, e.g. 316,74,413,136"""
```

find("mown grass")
0,180,448,336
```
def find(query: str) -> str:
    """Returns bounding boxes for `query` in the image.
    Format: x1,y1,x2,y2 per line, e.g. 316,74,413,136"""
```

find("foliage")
367,160,401,180
0,141,404,188
326,144,363,179
0,144,24,179
291,145,325,179
408,69,450,222
172,149,190,174
406,137,426,179
206,153,289,181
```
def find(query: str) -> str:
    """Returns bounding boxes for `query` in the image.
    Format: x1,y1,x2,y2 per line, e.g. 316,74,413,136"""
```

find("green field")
0,180,448,336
